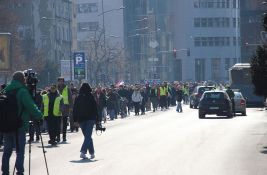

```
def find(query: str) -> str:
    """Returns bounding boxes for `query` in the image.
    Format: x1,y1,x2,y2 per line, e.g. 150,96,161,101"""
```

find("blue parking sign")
73,52,85,80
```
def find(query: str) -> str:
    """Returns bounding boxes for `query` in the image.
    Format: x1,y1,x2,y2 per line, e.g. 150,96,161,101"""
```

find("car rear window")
198,87,214,94
204,92,224,99
234,92,242,99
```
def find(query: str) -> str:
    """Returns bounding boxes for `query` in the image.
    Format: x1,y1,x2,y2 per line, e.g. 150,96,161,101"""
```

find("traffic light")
173,48,177,58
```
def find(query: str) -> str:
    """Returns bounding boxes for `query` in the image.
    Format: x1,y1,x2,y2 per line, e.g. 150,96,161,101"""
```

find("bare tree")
84,29,126,85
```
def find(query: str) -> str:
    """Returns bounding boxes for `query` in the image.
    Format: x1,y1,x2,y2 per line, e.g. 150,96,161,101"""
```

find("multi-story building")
124,0,175,83
34,0,73,82
76,0,124,84
0,1,74,84
173,0,241,82
240,0,267,63
124,0,241,82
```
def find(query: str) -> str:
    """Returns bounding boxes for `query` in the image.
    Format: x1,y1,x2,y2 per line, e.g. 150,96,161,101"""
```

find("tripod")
25,121,50,175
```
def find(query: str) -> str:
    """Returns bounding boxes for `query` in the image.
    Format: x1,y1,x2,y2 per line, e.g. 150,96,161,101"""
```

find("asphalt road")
1,106,267,175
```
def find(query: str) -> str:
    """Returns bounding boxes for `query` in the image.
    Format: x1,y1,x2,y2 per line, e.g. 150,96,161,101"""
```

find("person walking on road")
226,86,235,116
57,77,72,142
131,86,143,115
73,83,98,159
42,85,64,145
176,85,183,113
1,71,43,175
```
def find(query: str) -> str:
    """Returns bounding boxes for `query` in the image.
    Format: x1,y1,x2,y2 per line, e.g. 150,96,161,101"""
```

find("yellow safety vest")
43,94,63,117
159,87,167,96
61,86,69,105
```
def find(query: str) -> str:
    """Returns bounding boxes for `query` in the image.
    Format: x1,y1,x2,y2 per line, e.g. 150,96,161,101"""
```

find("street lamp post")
97,2,125,83
98,1,125,48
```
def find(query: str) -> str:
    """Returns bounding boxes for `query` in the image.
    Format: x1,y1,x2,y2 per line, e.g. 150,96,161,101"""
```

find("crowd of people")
0,70,213,175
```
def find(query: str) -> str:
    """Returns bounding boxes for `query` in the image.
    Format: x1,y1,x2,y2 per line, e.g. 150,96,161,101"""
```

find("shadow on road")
70,159,98,163
201,117,232,119
37,145,59,149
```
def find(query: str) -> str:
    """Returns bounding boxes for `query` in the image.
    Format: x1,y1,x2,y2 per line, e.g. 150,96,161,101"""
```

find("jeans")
1,130,26,175
133,102,140,115
108,109,115,120
176,101,182,112
79,120,95,155
46,116,61,143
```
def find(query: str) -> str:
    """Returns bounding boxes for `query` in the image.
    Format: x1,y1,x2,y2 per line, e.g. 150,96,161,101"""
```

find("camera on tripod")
24,69,39,98
96,122,106,132
24,69,38,86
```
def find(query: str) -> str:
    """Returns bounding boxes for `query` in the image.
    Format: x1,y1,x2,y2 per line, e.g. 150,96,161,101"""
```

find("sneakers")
80,152,95,159
90,154,95,159
80,152,88,159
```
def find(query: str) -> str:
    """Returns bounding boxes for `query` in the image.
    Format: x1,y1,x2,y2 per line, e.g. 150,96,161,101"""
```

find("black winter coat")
73,92,98,123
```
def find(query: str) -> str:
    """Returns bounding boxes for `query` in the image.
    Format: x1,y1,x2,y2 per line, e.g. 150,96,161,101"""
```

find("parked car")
233,91,246,116
189,86,215,108
198,90,233,119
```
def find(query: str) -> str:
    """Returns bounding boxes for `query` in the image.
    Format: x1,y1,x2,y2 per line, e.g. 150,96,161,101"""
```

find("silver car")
233,91,246,116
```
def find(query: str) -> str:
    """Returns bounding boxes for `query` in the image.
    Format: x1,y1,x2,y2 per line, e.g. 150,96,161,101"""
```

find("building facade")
124,0,175,83
76,0,124,84
124,0,241,83
173,0,241,82
240,0,267,63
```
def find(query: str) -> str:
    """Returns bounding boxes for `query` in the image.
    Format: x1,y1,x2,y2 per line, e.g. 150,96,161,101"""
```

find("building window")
225,58,230,70
233,37,237,46
211,58,221,81
214,37,220,46
232,58,237,65
193,0,231,8
194,18,201,27
194,37,201,46
208,37,214,46
194,17,230,28
195,59,205,81
78,22,99,32
214,18,220,27
77,3,98,13
201,18,207,27
201,37,208,46
194,37,230,47
208,18,213,27
233,18,240,28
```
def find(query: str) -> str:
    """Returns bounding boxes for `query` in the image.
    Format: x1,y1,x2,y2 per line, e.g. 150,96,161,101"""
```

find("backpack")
0,89,23,133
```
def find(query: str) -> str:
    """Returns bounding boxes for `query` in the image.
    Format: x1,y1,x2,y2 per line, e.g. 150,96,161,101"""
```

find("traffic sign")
73,52,86,80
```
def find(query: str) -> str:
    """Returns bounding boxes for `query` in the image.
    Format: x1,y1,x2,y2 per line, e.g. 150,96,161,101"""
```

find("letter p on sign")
75,56,83,65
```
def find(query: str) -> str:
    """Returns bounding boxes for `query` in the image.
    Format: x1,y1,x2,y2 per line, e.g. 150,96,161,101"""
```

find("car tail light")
240,99,246,105
196,93,202,98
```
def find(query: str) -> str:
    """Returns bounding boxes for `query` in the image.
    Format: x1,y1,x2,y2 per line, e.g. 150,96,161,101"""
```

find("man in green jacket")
1,71,43,175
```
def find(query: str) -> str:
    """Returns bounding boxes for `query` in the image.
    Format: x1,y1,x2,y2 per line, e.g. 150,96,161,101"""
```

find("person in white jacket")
131,87,143,115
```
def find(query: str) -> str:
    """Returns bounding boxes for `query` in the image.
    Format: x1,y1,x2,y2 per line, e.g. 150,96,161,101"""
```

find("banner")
0,33,11,72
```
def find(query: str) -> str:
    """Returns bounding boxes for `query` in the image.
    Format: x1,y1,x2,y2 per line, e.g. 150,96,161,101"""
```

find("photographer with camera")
73,83,98,159
1,71,43,175
57,77,72,142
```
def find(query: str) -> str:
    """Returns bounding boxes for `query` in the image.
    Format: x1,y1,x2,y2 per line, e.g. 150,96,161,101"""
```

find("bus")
229,63,264,107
